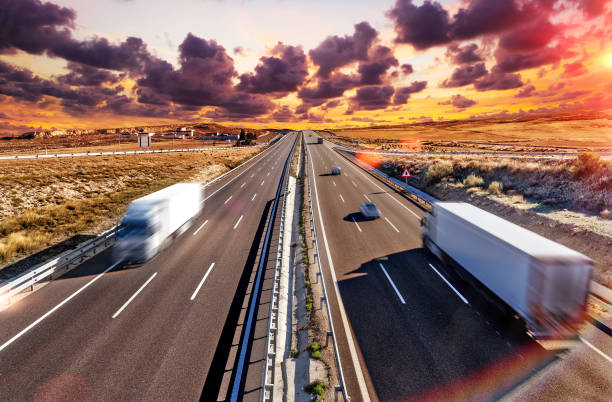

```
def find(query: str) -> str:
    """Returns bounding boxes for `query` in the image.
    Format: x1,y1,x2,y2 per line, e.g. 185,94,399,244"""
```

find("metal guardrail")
338,147,612,324
0,144,266,160
229,134,297,401
0,226,118,305
261,133,295,401
306,138,350,401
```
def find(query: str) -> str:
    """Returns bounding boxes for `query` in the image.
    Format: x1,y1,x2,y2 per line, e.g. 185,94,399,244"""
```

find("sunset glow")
0,0,611,135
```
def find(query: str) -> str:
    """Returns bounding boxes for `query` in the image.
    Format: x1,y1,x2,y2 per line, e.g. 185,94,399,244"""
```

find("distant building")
137,132,154,148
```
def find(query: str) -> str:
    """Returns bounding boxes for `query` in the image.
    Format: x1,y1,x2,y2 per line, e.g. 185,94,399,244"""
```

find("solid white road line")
224,195,233,205
364,194,372,202
308,146,370,401
193,220,209,235
234,215,244,229
580,336,612,364
0,261,120,353
351,216,362,232
339,194,345,203
251,193,257,201
112,272,157,318
260,180,265,186
379,263,406,304
241,182,246,188
384,217,400,233
191,263,216,301
428,264,469,304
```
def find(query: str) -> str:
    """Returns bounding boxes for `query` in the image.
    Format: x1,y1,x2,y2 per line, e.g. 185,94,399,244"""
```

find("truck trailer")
113,183,202,263
422,202,592,339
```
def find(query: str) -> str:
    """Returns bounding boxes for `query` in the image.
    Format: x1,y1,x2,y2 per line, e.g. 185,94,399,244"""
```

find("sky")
0,0,611,134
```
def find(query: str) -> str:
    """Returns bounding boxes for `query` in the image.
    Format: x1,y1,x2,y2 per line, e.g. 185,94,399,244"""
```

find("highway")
0,134,296,401
304,131,612,401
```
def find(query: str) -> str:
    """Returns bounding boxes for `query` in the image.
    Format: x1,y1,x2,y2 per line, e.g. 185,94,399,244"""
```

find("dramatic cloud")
514,84,536,98
441,63,488,88
387,0,451,49
237,43,308,95
563,61,588,77
494,46,565,73
474,69,524,91
498,19,560,52
438,94,477,109
401,64,414,74
357,46,399,85
309,21,378,78
446,43,483,65
136,33,273,117
393,80,427,105
387,0,551,50
57,62,120,86
351,85,395,110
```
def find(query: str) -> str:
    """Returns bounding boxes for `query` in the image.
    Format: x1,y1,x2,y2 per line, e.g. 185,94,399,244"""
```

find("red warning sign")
401,168,411,177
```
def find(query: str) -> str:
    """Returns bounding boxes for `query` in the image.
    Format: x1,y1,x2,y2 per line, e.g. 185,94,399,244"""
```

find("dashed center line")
428,263,469,304
351,180,357,187
260,180,265,186
112,272,157,318
241,182,246,188
351,216,362,232
267,172,270,176
332,180,336,186
384,217,400,233
234,215,244,229
251,193,257,201
224,195,232,205
250,173,255,178
193,220,209,235
379,263,406,304
339,194,345,203
190,262,216,300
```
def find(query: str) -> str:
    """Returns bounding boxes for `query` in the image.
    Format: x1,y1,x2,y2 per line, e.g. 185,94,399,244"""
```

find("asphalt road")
0,134,296,401
305,132,571,401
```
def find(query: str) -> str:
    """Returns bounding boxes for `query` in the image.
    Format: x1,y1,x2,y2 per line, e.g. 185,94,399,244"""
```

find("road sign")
401,168,411,177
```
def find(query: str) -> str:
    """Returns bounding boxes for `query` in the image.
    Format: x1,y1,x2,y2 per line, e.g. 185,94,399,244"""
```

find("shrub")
305,380,327,396
463,174,484,188
487,181,503,195
572,152,607,178
466,187,480,195
601,209,611,220
305,295,313,311
426,161,453,184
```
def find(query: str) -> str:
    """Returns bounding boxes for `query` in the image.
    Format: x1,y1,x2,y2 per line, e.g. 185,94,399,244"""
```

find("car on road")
331,166,341,175
360,202,380,219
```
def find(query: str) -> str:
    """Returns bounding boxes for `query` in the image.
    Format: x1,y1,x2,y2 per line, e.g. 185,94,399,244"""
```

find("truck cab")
114,204,164,263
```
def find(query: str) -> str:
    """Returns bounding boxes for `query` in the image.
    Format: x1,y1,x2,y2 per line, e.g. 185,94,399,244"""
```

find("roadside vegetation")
0,148,259,269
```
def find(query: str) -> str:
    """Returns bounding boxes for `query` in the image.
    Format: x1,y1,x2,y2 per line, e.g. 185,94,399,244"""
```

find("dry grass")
488,181,504,195
376,152,611,213
426,161,454,184
0,148,260,266
463,174,484,188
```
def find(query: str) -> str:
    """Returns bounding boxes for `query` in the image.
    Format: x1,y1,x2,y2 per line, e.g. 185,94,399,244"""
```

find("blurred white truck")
422,202,592,339
114,183,202,263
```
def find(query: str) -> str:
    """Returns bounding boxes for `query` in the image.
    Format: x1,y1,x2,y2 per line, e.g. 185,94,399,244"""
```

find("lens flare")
603,52,612,68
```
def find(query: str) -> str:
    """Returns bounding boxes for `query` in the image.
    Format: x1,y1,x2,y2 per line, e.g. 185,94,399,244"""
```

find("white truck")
113,183,202,263
422,202,592,339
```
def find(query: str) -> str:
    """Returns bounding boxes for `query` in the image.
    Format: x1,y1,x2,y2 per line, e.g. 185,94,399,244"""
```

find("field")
327,111,611,153
0,147,260,276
